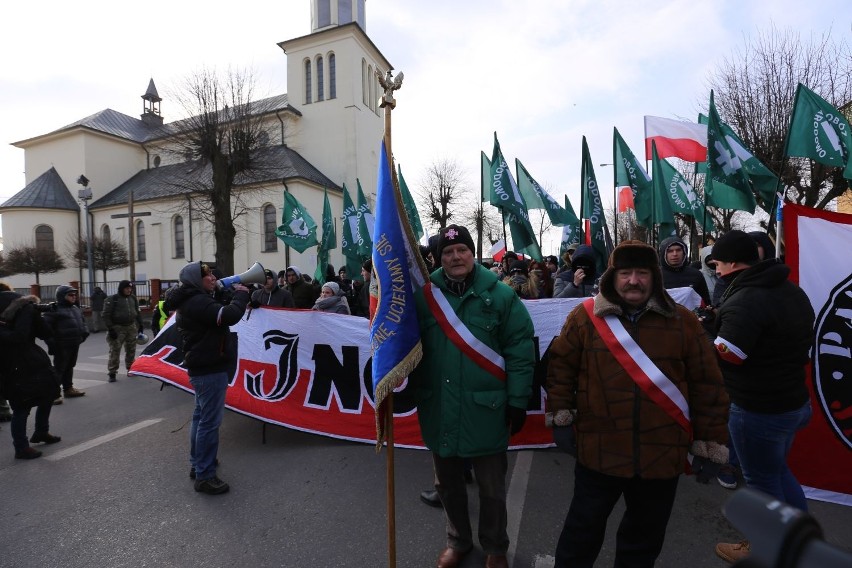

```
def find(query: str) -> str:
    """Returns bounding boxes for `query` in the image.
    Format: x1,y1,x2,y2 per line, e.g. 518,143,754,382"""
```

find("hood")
658,236,689,269
56,285,77,304
287,265,302,278
747,231,776,261
179,262,205,289
0,291,39,322
699,245,716,278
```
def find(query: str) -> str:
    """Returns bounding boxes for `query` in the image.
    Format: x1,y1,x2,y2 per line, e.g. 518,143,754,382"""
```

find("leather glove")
108,328,118,340
553,426,577,457
506,405,527,436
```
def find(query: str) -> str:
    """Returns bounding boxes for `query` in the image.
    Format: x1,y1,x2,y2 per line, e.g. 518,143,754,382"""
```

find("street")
1,334,851,568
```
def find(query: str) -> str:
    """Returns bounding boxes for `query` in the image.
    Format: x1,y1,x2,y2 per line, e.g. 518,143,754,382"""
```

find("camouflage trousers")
107,323,138,375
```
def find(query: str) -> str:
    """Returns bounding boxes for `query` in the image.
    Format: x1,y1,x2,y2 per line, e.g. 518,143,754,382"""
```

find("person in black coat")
657,236,710,305
0,288,62,459
43,285,89,398
165,261,250,495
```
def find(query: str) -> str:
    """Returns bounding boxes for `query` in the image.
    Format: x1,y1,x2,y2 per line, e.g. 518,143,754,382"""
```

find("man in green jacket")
411,224,535,568
102,280,143,382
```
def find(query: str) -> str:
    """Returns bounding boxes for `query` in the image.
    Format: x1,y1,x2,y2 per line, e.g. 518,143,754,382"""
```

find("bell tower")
311,0,366,32
141,78,163,126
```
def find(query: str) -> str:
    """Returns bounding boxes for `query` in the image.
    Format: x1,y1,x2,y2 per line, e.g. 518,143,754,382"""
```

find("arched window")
329,53,337,99
136,220,146,261
305,59,312,104
35,225,54,251
367,65,374,111
174,215,185,259
362,59,368,106
317,56,325,102
263,204,278,252
101,225,111,242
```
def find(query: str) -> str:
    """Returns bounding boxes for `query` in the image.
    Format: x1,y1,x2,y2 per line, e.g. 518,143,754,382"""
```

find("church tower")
279,0,390,198
141,78,164,127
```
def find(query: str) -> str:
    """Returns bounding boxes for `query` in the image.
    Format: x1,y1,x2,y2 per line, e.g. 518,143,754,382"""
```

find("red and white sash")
423,282,507,381
582,298,692,434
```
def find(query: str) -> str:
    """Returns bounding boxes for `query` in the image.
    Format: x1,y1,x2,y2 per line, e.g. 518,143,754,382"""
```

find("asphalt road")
1,334,851,568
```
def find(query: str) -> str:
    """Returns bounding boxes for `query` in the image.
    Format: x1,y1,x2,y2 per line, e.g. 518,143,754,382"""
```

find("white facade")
0,3,390,290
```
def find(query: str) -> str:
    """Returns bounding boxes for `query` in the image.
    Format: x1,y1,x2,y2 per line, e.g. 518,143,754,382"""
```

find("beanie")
436,224,475,259
322,281,341,295
712,230,759,264
509,260,529,275
118,280,133,290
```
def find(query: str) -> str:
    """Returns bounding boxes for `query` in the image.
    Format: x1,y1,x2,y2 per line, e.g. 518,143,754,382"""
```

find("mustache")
621,284,646,292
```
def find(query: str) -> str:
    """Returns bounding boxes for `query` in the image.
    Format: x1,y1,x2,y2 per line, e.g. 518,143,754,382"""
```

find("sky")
1,0,850,252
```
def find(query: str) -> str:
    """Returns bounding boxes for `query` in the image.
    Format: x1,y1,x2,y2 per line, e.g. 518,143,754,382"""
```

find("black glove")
249,300,261,309
691,455,722,484
108,328,117,340
506,405,527,436
553,426,577,457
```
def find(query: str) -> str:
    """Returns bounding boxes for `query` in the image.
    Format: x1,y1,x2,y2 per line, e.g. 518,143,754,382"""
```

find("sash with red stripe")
582,298,692,435
423,282,507,381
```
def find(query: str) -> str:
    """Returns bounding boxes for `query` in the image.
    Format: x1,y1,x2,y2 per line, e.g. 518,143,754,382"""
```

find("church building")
0,0,391,293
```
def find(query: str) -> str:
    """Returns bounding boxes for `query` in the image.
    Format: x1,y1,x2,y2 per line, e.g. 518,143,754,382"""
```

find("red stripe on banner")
582,299,692,434
423,283,507,381
644,136,707,162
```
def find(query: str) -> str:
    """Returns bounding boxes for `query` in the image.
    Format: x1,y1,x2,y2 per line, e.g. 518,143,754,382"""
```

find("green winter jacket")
411,264,535,458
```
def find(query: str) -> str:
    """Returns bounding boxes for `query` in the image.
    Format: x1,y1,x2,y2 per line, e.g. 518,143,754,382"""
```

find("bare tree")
169,67,268,274
66,236,130,285
708,26,852,212
3,244,66,284
0,251,9,278
460,199,503,260
418,159,468,231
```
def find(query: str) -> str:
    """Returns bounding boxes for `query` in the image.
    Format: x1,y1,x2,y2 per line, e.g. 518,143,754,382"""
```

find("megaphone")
217,262,267,289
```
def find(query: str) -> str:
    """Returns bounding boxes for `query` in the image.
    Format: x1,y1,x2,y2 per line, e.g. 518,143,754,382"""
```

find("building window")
136,220,146,261
356,0,366,30
362,59,368,106
263,204,278,252
339,0,352,22
35,225,54,251
317,0,331,27
367,65,374,111
317,56,325,102
305,59,312,104
329,54,336,99
174,215,185,259
101,225,111,242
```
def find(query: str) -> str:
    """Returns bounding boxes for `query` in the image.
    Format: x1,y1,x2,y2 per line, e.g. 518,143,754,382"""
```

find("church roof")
0,167,80,212
91,144,340,209
15,94,301,146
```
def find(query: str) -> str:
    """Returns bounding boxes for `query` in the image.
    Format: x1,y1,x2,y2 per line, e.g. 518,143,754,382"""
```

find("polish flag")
617,186,635,212
644,116,708,162
489,239,507,261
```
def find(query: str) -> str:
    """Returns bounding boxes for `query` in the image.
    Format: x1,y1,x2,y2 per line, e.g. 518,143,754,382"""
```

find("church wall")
0,208,83,288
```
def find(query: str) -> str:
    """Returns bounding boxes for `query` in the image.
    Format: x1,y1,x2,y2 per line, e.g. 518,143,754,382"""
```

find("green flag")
515,158,575,226
653,147,716,233
275,191,318,253
649,141,678,238
558,195,582,262
580,136,610,274
613,127,654,228
785,83,852,180
314,188,337,283
355,180,374,259
340,184,363,281
697,113,777,211
489,133,542,260
705,90,757,213
481,151,493,203
397,165,424,243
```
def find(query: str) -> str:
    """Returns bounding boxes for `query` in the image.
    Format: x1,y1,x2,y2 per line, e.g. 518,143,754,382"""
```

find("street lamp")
77,175,95,296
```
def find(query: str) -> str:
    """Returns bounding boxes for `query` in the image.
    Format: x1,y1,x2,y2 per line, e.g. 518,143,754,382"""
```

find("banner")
784,203,852,506
130,289,701,450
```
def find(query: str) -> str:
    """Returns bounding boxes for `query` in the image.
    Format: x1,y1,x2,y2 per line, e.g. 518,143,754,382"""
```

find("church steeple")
141,78,163,126
311,0,366,33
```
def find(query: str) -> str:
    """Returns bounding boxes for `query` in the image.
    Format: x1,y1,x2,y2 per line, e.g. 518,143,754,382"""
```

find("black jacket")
714,261,814,413
43,285,88,348
166,262,250,377
0,293,60,403
658,236,710,305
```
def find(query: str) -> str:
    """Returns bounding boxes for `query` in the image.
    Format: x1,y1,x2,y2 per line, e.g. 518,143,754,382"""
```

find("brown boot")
436,547,469,568
64,387,86,398
716,541,750,563
485,554,509,568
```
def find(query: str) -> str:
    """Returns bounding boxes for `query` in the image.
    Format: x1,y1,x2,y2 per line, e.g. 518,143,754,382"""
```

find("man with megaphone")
164,261,251,495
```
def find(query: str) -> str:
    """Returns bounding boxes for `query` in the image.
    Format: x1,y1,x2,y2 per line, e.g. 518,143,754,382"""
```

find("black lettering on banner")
310,344,363,410
246,330,300,401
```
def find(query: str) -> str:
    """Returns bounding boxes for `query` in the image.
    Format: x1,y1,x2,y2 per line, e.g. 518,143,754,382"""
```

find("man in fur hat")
546,240,729,567
411,224,535,568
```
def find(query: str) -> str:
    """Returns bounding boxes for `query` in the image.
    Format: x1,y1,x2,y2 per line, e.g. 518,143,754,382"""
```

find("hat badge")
445,228,459,240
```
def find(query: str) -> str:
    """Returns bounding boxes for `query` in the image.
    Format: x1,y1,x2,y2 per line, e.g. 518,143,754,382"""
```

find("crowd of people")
0,224,816,567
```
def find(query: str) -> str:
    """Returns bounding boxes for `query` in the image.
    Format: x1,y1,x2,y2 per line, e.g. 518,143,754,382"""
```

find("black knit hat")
712,230,759,264
509,260,529,275
436,224,475,259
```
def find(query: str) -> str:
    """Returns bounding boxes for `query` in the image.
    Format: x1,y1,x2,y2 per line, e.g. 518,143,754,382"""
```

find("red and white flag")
644,115,708,162
784,203,852,506
617,186,635,212
489,238,507,262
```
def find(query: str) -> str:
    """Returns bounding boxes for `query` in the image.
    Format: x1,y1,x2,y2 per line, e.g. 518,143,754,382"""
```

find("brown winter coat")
546,261,728,479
